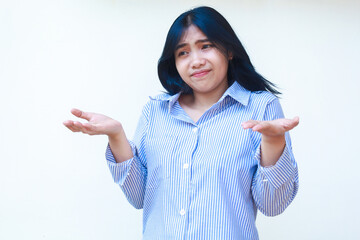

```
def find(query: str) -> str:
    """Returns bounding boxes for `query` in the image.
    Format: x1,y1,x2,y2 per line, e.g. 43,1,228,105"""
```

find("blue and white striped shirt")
106,81,299,239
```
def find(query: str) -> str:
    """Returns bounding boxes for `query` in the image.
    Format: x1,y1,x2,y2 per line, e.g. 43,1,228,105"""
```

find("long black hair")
157,6,280,96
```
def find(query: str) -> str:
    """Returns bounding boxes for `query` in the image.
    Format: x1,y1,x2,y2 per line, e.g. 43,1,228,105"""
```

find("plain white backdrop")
1,0,359,239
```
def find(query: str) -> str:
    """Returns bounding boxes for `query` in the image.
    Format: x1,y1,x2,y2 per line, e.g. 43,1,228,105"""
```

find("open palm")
63,108,122,137
241,117,299,137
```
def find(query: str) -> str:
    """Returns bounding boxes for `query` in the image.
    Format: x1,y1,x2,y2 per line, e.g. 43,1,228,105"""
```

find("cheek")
175,61,187,78
216,59,229,78
222,63,229,75
210,51,229,74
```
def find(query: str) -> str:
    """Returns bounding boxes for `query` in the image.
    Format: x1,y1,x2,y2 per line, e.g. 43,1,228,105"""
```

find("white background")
1,0,359,239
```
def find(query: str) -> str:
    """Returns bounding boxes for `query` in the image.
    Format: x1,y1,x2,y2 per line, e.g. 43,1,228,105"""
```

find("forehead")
178,25,208,43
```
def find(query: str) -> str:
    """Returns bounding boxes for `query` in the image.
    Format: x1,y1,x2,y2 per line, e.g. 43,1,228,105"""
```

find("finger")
71,108,91,121
293,116,300,126
82,122,97,134
73,121,89,133
73,121,99,135
63,120,73,127
63,120,80,132
284,116,300,131
252,121,271,132
241,120,260,129
68,125,80,132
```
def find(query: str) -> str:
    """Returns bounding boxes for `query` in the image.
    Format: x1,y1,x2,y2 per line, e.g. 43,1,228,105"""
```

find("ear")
228,52,233,60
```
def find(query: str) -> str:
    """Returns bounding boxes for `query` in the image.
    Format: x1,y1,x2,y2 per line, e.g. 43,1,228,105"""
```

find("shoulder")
245,91,281,119
227,82,277,107
248,90,278,107
143,93,172,109
149,92,172,101
140,92,172,117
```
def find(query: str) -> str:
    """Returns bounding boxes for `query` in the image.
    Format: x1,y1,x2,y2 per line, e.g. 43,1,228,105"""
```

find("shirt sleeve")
251,98,299,216
105,103,150,209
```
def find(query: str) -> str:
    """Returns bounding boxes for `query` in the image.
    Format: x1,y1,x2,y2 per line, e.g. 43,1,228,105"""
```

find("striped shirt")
106,81,299,239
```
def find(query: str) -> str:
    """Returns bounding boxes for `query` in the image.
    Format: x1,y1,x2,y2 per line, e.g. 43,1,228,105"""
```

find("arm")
242,99,299,216
63,108,147,209
105,106,149,209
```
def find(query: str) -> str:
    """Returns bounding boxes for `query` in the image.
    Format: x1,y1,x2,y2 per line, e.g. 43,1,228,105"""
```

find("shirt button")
192,127,198,133
183,163,189,169
179,209,186,216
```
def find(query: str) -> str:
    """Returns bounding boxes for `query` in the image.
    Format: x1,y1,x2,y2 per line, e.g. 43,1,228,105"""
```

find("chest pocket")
146,135,177,188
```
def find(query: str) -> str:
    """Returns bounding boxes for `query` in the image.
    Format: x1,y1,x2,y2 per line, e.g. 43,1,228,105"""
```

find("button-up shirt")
106,81,299,239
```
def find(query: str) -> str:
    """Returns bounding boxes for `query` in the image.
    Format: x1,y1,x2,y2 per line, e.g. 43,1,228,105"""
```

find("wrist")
108,124,125,142
261,134,285,145
260,134,286,167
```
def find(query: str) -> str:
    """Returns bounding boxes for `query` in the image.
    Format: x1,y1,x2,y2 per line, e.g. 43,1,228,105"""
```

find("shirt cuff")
105,141,137,185
255,142,297,189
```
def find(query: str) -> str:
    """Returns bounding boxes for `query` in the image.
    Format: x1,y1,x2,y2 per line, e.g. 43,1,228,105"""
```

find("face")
174,25,230,98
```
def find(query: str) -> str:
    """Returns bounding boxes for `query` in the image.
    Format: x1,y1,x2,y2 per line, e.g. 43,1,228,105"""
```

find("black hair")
157,6,280,96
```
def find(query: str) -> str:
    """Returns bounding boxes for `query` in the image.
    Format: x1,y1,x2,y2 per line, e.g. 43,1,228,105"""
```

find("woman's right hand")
64,108,133,163
63,108,123,138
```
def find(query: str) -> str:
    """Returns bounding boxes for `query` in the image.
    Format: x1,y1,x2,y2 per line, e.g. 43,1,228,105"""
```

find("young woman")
64,6,299,239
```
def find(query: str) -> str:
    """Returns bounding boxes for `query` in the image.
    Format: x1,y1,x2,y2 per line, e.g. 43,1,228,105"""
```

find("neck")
182,84,229,111
192,92,222,109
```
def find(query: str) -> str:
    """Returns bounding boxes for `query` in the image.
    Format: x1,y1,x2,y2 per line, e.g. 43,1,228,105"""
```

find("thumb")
283,116,300,131
71,108,91,121
290,116,300,128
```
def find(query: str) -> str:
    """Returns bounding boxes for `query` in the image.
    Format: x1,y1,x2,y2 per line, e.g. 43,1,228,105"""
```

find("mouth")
191,69,211,78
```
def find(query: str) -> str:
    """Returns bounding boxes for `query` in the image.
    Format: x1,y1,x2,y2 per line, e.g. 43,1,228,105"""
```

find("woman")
64,6,299,239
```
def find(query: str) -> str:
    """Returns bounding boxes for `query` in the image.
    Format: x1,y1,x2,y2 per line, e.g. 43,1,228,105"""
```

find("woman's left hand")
242,117,300,166
241,116,299,137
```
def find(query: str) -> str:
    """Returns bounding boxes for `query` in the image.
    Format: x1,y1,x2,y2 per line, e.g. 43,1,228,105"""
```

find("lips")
191,69,211,78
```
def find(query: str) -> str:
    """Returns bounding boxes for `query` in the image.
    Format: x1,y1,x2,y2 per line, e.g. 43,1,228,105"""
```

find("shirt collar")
219,81,250,106
149,92,181,111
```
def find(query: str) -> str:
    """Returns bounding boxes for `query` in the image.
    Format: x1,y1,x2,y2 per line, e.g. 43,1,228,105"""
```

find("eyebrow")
175,39,211,50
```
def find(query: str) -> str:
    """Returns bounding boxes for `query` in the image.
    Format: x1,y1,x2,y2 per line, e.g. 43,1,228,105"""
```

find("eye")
177,50,188,57
202,44,214,50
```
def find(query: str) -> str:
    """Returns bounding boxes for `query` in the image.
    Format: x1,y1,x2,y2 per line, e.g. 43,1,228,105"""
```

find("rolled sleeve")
255,141,297,189
105,141,146,209
252,139,299,216
105,141,137,186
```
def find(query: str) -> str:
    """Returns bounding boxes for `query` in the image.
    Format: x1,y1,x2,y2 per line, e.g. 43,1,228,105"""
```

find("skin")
242,117,299,166
63,108,133,163
63,24,299,167
175,25,230,122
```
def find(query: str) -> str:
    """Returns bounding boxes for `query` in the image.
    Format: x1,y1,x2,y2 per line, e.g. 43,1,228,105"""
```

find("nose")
191,51,206,69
